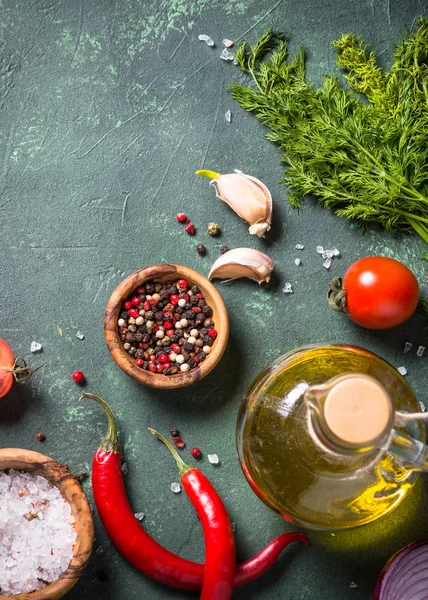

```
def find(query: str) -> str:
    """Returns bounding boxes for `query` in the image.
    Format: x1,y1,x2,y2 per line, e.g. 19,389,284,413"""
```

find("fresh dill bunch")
230,18,428,245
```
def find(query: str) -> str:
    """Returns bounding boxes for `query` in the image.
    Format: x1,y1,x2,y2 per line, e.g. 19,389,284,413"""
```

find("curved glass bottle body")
236,344,425,530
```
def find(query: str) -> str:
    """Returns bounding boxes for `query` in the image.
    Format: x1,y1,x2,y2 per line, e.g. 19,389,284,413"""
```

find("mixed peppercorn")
118,279,217,376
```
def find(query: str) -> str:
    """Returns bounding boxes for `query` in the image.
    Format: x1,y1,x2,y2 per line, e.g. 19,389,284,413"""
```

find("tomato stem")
80,393,120,453
328,276,346,312
0,357,44,384
149,428,193,478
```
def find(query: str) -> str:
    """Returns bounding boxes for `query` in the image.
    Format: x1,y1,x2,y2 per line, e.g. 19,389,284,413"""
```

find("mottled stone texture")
0,0,427,598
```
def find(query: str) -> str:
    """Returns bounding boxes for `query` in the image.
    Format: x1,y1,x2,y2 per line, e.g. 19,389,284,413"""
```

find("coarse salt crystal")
323,257,332,270
225,110,232,122
208,454,220,465
419,402,426,412
322,249,334,259
417,345,425,357
350,582,358,589
332,248,340,256
76,332,85,340
294,258,301,266
134,512,145,521
121,462,129,475
295,244,304,250
198,34,214,46
30,341,42,353
282,282,293,294
397,366,407,376
171,482,181,493
404,342,412,353
316,246,324,254
220,48,234,61
222,39,234,47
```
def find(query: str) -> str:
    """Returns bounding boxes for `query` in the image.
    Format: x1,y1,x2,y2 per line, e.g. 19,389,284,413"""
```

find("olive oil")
237,345,425,530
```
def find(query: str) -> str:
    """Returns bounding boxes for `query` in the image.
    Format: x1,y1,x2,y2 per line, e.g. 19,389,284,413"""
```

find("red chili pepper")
150,429,235,600
81,394,308,591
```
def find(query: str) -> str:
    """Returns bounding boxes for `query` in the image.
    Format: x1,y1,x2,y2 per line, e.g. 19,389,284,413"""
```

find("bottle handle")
389,410,428,472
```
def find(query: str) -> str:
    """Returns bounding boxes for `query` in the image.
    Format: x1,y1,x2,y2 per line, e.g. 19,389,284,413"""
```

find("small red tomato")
176,212,187,223
0,339,15,398
131,296,141,306
177,279,188,289
72,370,85,384
123,300,132,310
170,294,179,305
330,256,420,330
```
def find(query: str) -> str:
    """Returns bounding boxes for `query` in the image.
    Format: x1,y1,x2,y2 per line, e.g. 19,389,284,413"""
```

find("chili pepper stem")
149,428,193,478
80,392,121,453
0,357,45,384
195,169,220,180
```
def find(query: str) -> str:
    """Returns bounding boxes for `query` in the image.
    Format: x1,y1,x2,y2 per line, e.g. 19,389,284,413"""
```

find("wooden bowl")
0,448,94,600
104,264,229,389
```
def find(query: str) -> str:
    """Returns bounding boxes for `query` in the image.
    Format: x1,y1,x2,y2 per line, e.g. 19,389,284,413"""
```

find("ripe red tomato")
0,339,15,398
342,256,420,329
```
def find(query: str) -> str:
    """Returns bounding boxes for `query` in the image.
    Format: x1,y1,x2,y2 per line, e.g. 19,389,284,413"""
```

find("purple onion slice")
373,541,428,600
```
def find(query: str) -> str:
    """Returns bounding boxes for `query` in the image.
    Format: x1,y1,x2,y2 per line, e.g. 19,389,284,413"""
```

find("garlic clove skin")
196,170,272,238
208,248,273,284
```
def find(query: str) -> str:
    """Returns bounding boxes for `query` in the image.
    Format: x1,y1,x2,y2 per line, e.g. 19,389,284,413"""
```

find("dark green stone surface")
1,0,428,598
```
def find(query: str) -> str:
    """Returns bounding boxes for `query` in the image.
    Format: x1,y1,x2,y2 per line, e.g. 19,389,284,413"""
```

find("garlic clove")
208,248,273,284
196,169,272,238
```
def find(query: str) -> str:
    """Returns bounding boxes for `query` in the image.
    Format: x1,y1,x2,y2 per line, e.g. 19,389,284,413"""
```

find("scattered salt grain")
295,244,304,250
220,48,234,61
419,402,426,412
121,462,129,475
222,39,234,47
95,546,104,555
134,512,145,521
350,582,358,589
0,470,76,596
171,482,181,493
208,454,220,465
282,282,293,294
76,332,85,340
294,258,301,266
30,341,42,353
322,249,334,259
323,257,332,270
397,366,407,376
225,110,232,123
198,34,214,47
404,342,412,353
316,246,324,254
417,345,425,357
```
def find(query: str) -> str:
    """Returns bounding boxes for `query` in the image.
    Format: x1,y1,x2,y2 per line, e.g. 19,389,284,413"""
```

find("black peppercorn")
120,311,129,320
202,305,212,317
125,332,135,342
200,328,208,336
184,342,194,352
191,285,200,294
190,295,198,305
169,426,179,437
134,332,143,342
196,243,206,255
198,352,206,362
197,299,205,308
128,346,136,356
169,285,178,295
176,307,184,314
155,311,163,321
145,282,155,294
145,310,154,320
188,358,197,368
135,349,145,359
160,290,169,301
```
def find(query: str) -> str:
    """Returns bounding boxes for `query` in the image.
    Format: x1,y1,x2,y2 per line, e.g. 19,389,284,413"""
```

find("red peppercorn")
163,321,173,329
182,293,189,301
176,212,187,223
190,447,201,459
152,323,159,333
131,296,141,306
36,432,46,442
171,343,180,354
185,218,190,224
150,298,158,306
196,292,203,299
150,355,156,362
194,356,200,364
177,279,188,289
72,370,85,384
156,363,164,374
170,294,179,305
139,343,149,349
192,307,202,313
143,300,151,311
149,363,156,373
172,436,185,449
208,329,217,339
158,353,169,364
166,329,174,337
163,362,171,370
128,308,139,319
135,358,144,367
136,286,145,294
184,223,196,235
123,300,132,310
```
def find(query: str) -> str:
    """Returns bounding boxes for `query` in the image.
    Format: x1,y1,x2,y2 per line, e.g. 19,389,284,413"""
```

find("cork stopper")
323,375,392,448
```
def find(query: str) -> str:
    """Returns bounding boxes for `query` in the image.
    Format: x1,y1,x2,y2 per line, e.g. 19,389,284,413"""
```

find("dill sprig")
230,18,428,245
